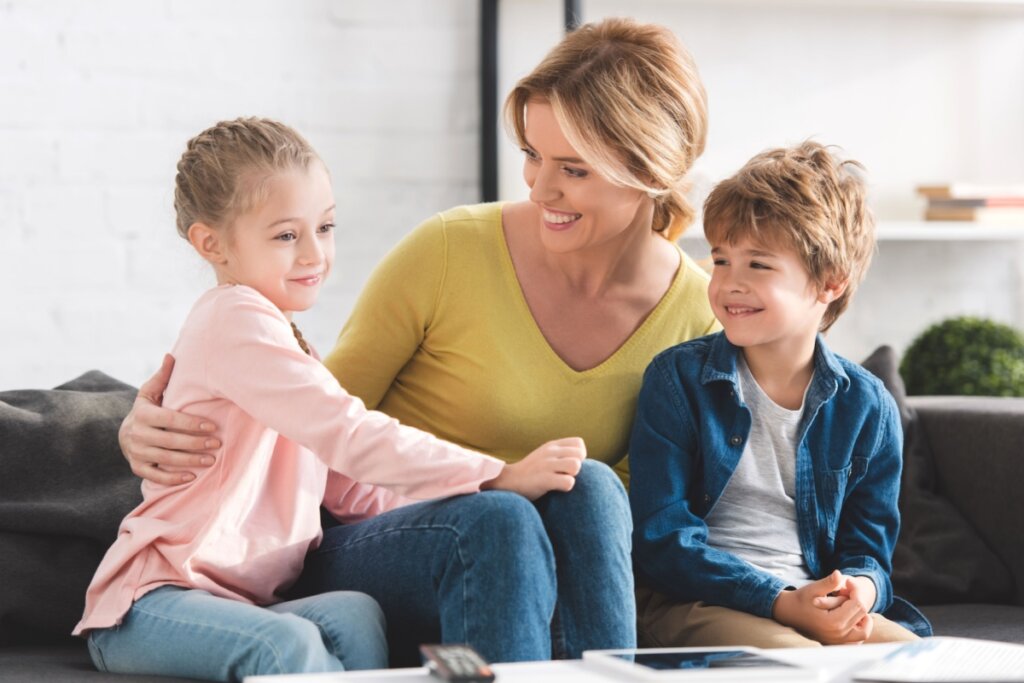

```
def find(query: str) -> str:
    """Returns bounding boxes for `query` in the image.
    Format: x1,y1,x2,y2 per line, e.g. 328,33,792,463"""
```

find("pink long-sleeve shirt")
74,285,506,634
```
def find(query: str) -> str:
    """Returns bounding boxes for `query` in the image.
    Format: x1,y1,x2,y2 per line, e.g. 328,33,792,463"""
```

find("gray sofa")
901,395,1024,641
0,372,196,682
1,353,1022,681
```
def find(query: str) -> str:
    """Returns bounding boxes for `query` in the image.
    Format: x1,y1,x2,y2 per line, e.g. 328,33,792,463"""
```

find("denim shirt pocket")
817,457,869,540
818,464,851,540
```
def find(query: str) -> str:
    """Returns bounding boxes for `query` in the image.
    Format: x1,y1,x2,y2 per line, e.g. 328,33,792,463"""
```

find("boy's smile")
722,304,762,317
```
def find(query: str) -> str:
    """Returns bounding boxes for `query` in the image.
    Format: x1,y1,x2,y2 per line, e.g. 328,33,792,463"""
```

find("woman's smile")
541,207,582,231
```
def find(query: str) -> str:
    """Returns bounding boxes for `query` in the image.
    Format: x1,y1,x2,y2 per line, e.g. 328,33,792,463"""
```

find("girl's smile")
289,274,324,286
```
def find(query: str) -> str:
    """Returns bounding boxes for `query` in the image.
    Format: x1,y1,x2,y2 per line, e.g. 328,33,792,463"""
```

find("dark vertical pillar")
564,0,582,32
480,1,582,203
480,0,499,203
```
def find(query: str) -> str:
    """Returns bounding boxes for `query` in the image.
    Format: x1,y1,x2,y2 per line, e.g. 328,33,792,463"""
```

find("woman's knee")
460,491,547,543
577,459,626,492
445,492,555,581
548,460,631,527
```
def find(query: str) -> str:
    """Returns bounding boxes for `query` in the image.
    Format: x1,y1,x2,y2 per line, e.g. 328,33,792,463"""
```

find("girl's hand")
482,437,586,500
120,354,220,485
773,570,872,645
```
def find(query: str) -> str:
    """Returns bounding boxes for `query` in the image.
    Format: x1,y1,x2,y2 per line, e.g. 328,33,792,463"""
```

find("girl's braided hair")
175,117,322,355
173,117,320,239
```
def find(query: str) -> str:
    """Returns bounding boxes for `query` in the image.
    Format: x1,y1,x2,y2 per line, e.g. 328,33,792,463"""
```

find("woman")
119,17,717,665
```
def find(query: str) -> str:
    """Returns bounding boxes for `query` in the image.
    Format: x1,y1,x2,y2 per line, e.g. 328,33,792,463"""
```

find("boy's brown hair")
703,141,875,331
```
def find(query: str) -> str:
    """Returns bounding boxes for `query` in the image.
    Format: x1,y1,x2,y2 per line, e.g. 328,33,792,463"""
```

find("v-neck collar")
493,202,689,377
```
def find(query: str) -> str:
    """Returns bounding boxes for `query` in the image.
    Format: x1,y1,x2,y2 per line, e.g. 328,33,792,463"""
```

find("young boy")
629,141,931,648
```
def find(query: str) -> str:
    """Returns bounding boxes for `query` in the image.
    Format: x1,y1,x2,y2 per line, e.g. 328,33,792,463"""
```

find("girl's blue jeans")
293,459,636,665
86,586,387,680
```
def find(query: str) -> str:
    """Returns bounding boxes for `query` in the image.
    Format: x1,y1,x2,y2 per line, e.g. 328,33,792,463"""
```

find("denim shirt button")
729,435,743,446
703,493,711,504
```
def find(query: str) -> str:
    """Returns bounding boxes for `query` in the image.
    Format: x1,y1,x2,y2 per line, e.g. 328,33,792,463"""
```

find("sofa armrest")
908,396,1024,606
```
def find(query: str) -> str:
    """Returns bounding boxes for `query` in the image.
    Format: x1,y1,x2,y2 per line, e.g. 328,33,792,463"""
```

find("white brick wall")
1,0,481,390
3,0,1024,391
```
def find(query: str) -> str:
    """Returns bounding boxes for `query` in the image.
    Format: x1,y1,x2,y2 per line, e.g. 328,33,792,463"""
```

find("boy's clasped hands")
773,570,877,644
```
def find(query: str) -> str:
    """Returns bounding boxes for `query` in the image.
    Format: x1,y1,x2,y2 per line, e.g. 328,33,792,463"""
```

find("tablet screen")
610,650,799,671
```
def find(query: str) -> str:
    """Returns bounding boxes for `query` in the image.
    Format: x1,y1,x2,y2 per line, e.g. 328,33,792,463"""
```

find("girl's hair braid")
290,322,312,356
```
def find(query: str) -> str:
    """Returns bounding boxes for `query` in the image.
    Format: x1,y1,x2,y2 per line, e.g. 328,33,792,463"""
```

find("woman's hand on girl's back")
482,437,586,501
119,354,220,485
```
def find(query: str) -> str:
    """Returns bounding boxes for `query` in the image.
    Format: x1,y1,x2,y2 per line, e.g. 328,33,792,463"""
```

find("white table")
247,643,905,682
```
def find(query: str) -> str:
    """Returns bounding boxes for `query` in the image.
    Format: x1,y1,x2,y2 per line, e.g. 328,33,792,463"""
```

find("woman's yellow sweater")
323,203,718,485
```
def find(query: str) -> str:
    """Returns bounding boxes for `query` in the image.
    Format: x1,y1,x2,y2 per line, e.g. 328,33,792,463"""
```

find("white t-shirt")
705,355,813,587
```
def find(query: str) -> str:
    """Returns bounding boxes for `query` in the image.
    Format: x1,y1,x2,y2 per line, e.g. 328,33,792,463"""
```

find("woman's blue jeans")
87,586,388,681
293,459,636,665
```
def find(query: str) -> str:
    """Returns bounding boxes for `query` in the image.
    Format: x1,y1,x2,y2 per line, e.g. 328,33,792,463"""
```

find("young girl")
73,118,586,681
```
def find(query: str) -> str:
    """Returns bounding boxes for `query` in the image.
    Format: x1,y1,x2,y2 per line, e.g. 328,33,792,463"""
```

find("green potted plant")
900,316,1024,396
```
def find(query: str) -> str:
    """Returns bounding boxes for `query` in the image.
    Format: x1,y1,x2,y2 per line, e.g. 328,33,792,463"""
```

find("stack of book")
917,184,1024,224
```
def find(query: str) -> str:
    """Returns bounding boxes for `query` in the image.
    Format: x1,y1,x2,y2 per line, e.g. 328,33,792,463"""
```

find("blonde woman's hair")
174,117,321,238
703,141,876,332
504,17,708,241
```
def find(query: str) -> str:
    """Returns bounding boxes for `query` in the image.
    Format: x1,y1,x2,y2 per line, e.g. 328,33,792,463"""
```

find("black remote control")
419,644,496,682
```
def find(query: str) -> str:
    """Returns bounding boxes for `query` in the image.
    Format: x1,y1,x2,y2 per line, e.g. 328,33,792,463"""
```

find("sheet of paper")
855,637,1024,682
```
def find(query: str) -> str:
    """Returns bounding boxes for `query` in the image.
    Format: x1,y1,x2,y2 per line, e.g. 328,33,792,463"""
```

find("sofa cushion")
860,347,1013,605
920,604,1024,645
0,645,199,682
861,346,916,435
910,396,1024,607
0,372,141,646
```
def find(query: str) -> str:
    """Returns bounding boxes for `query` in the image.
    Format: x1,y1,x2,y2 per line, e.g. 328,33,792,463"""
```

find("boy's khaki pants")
637,585,919,649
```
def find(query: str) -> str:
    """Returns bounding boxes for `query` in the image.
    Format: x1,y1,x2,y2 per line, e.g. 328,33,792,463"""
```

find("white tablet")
583,646,822,681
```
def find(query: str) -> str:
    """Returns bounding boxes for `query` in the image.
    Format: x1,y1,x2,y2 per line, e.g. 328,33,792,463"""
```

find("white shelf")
677,0,1024,12
679,221,1024,243
875,221,1024,241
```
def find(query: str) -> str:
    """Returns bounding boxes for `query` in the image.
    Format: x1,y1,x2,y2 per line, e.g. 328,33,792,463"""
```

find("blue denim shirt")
629,332,931,636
